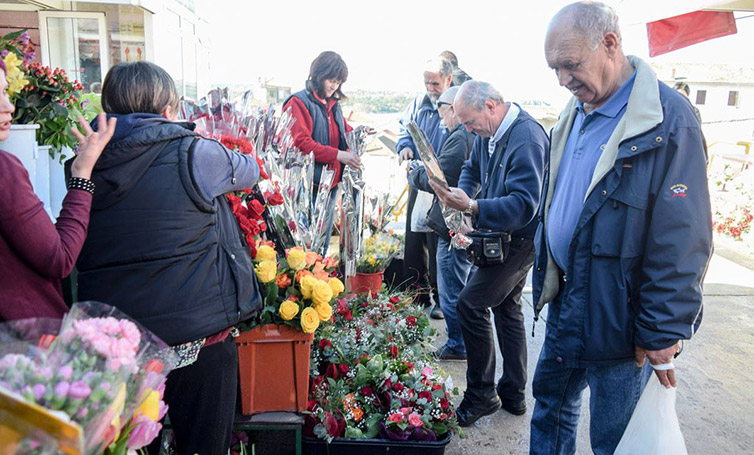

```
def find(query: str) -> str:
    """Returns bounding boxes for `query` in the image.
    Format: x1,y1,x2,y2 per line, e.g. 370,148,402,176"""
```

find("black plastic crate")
302,434,451,455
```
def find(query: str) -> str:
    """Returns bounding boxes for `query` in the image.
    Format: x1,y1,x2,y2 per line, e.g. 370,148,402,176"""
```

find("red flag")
647,11,737,57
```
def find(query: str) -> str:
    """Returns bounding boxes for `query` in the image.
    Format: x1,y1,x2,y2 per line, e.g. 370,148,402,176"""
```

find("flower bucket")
235,324,313,415
349,272,384,298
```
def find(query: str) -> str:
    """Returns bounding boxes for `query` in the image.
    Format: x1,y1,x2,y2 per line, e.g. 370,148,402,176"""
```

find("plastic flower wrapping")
244,243,344,335
355,232,403,274
307,292,461,442
406,121,472,250
181,88,345,258
339,126,370,279
0,302,178,455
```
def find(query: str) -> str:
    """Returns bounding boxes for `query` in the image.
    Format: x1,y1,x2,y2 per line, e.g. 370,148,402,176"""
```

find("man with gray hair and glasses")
431,80,548,426
530,2,712,454
396,57,452,313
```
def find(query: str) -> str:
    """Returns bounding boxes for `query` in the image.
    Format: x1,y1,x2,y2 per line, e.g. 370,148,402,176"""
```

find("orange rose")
305,251,321,267
352,407,364,422
322,256,338,269
296,269,313,283
276,273,292,288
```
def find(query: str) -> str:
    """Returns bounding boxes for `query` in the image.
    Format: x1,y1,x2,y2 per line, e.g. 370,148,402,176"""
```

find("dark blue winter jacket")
457,106,548,238
533,57,713,367
76,114,262,346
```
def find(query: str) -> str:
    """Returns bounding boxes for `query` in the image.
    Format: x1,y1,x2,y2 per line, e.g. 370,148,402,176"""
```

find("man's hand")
635,343,680,388
337,150,361,169
398,148,414,164
430,180,471,212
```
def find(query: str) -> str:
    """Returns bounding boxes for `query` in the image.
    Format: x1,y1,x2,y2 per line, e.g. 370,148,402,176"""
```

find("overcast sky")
203,0,754,106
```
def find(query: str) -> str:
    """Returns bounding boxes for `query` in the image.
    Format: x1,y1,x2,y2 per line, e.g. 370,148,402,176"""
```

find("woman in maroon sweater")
0,59,116,321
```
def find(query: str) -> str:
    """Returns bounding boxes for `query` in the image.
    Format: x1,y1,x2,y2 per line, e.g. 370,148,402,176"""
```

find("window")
728,91,739,107
695,90,707,105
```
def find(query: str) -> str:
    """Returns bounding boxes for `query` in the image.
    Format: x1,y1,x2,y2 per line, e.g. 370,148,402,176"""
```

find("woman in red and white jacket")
283,51,359,255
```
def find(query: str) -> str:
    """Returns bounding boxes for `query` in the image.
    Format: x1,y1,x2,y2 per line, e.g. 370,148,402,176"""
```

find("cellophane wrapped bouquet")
0,302,178,455
355,232,403,274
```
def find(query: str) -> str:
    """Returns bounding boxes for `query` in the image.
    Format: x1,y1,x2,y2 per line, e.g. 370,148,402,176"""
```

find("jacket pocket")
220,244,262,323
591,185,649,259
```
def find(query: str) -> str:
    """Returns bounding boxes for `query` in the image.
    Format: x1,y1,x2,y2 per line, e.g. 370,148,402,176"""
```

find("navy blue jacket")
533,57,713,367
76,114,262,346
395,94,448,157
457,107,548,238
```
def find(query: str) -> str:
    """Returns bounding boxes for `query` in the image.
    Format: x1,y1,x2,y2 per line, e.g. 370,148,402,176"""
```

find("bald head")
454,81,508,138
547,1,621,50
545,1,630,111
456,81,504,111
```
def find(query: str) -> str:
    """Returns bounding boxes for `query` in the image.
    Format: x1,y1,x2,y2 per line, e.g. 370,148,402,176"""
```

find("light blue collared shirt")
488,103,520,155
547,71,637,271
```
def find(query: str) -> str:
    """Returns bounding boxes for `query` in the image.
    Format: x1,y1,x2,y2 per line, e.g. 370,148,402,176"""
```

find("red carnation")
319,339,332,350
361,386,374,396
389,296,400,304
418,391,432,401
338,364,350,377
440,398,450,410
392,382,405,392
389,345,399,359
406,316,417,327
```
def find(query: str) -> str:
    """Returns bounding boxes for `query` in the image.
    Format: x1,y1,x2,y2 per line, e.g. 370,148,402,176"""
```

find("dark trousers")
150,337,238,455
458,238,535,403
403,187,438,304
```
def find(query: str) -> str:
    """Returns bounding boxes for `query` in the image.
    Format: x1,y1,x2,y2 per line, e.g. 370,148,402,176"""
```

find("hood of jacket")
88,113,197,210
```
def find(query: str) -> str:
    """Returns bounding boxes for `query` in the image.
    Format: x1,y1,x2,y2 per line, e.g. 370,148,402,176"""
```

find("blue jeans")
436,238,473,353
529,340,651,455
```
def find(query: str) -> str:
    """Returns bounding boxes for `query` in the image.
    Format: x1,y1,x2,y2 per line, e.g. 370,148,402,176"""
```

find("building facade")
0,0,211,99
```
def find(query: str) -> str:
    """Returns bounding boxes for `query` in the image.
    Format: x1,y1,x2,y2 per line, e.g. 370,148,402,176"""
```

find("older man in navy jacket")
530,3,713,454
432,80,548,426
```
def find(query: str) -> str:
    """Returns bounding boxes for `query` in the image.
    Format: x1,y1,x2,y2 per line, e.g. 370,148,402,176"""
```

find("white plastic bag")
614,374,688,455
410,190,435,233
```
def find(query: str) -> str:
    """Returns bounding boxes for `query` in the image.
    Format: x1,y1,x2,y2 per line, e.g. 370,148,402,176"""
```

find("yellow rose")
256,245,277,262
328,277,345,296
312,280,334,306
300,275,318,299
255,260,277,283
279,300,300,321
135,389,160,421
315,302,333,322
287,247,307,271
300,307,320,333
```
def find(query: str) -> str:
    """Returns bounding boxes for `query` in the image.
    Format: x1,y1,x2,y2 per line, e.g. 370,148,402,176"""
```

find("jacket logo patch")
670,184,688,198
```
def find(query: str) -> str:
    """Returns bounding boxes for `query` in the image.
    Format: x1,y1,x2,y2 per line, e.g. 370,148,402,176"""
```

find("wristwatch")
464,199,477,216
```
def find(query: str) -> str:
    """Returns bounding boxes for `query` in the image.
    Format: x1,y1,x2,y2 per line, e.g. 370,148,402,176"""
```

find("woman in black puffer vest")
75,61,262,455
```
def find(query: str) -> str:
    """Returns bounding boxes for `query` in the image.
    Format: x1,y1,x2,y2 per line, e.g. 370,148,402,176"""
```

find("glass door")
38,12,108,93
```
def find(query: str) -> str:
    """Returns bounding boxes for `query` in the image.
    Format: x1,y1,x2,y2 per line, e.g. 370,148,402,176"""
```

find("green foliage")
10,62,88,158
